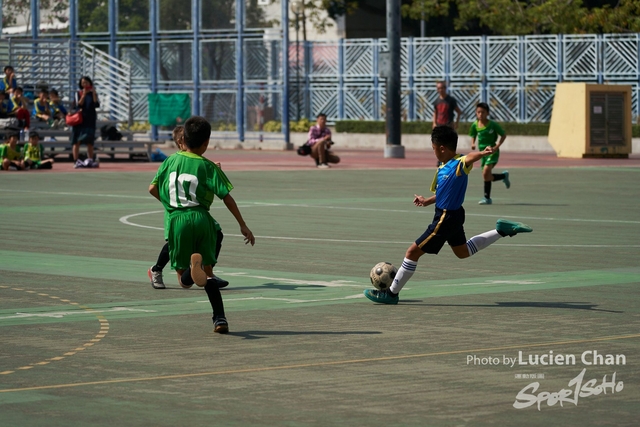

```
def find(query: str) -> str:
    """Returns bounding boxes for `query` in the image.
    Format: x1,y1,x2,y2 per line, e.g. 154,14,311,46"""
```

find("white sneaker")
317,163,330,169
147,267,165,289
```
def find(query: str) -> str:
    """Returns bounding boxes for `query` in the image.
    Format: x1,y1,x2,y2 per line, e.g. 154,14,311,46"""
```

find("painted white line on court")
6,187,637,225
434,280,546,287
249,202,640,224
119,211,640,248
196,293,365,304
221,272,366,287
0,307,156,321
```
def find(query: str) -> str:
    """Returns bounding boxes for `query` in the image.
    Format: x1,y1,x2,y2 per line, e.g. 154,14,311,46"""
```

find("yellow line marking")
1,288,109,377
1,332,638,394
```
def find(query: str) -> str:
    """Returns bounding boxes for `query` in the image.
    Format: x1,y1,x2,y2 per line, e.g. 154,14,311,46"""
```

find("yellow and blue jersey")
10,96,26,112
0,76,17,94
430,154,473,210
49,100,68,116
0,99,11,116
33,99,49,118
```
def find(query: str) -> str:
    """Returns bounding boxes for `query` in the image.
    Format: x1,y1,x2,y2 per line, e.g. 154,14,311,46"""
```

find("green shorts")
167,209,218,270
479,145,500,167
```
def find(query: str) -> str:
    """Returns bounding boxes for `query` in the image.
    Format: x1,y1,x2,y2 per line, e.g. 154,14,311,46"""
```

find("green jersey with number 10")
151,151,234,215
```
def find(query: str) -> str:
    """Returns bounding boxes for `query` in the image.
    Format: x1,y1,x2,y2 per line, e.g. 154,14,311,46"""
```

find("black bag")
297,144,311,156
101,125,122,141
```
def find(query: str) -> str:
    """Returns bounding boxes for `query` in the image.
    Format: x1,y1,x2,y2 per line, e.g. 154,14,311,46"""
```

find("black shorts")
71,127,95,146
415,207,467,254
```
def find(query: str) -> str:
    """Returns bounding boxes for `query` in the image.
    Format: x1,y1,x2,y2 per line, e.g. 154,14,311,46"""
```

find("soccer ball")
369,262,397,291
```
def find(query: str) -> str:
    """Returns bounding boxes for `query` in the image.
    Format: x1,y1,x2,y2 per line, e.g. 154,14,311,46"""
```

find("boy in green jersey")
149,117,255,333
469,102,510,205
147,126,227,290
1,131,24,171
23,130,54,170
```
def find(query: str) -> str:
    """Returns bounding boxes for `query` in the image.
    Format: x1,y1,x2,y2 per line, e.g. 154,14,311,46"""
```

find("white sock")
389,258,417,295
466,230,502,256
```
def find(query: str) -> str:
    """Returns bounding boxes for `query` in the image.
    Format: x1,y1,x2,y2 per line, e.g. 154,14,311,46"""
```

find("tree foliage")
402,0,640,35
2,0,69,32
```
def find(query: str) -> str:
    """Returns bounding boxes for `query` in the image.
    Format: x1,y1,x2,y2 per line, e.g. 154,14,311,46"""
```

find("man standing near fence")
432,81,462,130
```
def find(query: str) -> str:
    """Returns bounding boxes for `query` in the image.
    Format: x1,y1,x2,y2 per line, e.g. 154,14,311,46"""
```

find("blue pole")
481,35,487,104
338,38,344,120
150,0,159,140
373,40,379,121
108,0,117,57
31,0,38,39
192,0,200,116
69,0,77,103
519,35,525,123
236,0,244,142
281,0,290,145
408,37,415,121
304,40,311,119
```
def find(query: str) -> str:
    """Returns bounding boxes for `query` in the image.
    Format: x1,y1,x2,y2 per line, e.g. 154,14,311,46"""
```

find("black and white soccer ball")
369,262,397,291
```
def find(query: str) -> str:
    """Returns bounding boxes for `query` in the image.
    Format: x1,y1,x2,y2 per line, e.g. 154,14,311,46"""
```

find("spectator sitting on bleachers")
0,91,11,119
9,87,30,129
1,66,18,95
49,89,68,129
33,88,51,124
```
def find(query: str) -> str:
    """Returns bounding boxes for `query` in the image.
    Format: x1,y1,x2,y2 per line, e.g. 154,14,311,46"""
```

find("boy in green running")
469,102,510,205
149,116,255,333
148,126,227,290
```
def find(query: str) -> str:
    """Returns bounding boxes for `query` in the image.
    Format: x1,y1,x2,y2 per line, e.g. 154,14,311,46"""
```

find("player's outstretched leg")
190,253,208,287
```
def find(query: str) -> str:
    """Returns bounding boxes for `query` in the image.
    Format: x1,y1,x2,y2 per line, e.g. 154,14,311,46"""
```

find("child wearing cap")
22,130,54,170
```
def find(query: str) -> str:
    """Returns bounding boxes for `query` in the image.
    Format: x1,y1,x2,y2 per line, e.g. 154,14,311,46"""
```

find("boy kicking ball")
149,116,255,333
364,126,532,305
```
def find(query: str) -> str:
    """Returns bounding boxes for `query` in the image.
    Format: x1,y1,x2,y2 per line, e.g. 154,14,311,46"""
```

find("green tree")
402,0,640,35
78,0,108,32
2,0,69,33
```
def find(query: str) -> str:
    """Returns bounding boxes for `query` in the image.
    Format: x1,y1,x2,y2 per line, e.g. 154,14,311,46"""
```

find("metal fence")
112,33,638,130
3,33,639,140
0,39,133,124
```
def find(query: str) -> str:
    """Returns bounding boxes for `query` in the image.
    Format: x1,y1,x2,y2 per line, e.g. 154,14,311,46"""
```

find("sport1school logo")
513,368,623,410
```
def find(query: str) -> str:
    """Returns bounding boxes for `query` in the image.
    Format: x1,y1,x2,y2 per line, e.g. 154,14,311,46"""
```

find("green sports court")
1,150,639,426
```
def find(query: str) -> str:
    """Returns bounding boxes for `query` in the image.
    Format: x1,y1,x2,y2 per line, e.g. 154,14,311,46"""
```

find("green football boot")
364,289,399,305
496,219,533,237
